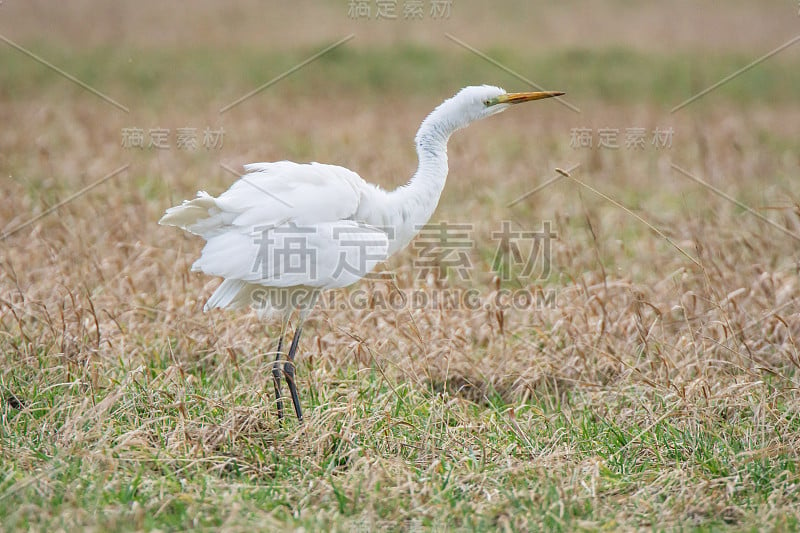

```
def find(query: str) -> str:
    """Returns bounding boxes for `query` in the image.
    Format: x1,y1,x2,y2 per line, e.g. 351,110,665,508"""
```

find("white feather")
160,85,560,318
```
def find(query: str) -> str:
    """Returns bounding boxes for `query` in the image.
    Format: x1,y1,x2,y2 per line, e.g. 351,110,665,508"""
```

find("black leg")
284,326,304,422
272,336,284,421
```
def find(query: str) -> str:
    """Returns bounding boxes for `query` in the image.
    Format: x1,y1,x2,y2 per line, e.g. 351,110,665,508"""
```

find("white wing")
161,161,371,235
160,161,390,311
192,219,388,288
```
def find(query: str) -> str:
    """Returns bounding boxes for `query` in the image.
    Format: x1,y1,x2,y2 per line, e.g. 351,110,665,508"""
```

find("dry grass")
2,2,800,530
3,0,796,53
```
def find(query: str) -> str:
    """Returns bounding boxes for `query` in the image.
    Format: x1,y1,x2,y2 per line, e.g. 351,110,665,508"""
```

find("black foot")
272,337,284,421
284,326,304,422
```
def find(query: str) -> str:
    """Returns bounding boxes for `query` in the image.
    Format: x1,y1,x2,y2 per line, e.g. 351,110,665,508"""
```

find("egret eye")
483,99,491,107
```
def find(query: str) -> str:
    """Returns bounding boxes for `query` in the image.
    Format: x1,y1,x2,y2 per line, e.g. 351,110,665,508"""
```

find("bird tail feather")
204,279,291,319
159,192,220,235
204,278,253,311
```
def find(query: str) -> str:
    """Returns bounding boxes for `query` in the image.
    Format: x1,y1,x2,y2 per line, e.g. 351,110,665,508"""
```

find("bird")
159,85,564,422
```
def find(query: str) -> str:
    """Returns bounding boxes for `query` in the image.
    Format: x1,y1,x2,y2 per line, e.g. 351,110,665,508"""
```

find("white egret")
160,85,563,421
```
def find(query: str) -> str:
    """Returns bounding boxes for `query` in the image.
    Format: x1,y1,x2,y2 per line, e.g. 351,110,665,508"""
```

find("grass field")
2,1,800,530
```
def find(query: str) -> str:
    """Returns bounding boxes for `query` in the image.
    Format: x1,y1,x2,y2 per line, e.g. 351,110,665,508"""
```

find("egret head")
421,85,564,141
476,85,564,118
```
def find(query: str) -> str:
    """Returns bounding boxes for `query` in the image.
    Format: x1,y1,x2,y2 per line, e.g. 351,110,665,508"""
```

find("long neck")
384,104,465,253
405,114,452,219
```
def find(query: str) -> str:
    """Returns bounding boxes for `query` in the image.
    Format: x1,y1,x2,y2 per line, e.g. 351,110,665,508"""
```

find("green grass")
2,42,798,107
3,359,796,530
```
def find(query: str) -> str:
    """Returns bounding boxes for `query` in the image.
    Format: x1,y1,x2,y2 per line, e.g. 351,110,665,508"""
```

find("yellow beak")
490,91,565,106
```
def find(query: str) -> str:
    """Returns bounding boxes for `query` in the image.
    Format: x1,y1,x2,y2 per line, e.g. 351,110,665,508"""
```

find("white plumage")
160,85,563,421
161,161,392,315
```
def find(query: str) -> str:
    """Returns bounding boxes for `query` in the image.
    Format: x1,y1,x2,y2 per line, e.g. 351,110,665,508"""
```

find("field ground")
2,1,800,530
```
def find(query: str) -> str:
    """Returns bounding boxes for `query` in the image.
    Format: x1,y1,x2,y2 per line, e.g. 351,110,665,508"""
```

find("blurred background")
3,0,799,289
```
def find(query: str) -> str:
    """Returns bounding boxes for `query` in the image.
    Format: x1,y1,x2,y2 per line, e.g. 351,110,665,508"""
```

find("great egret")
160,85,563,421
